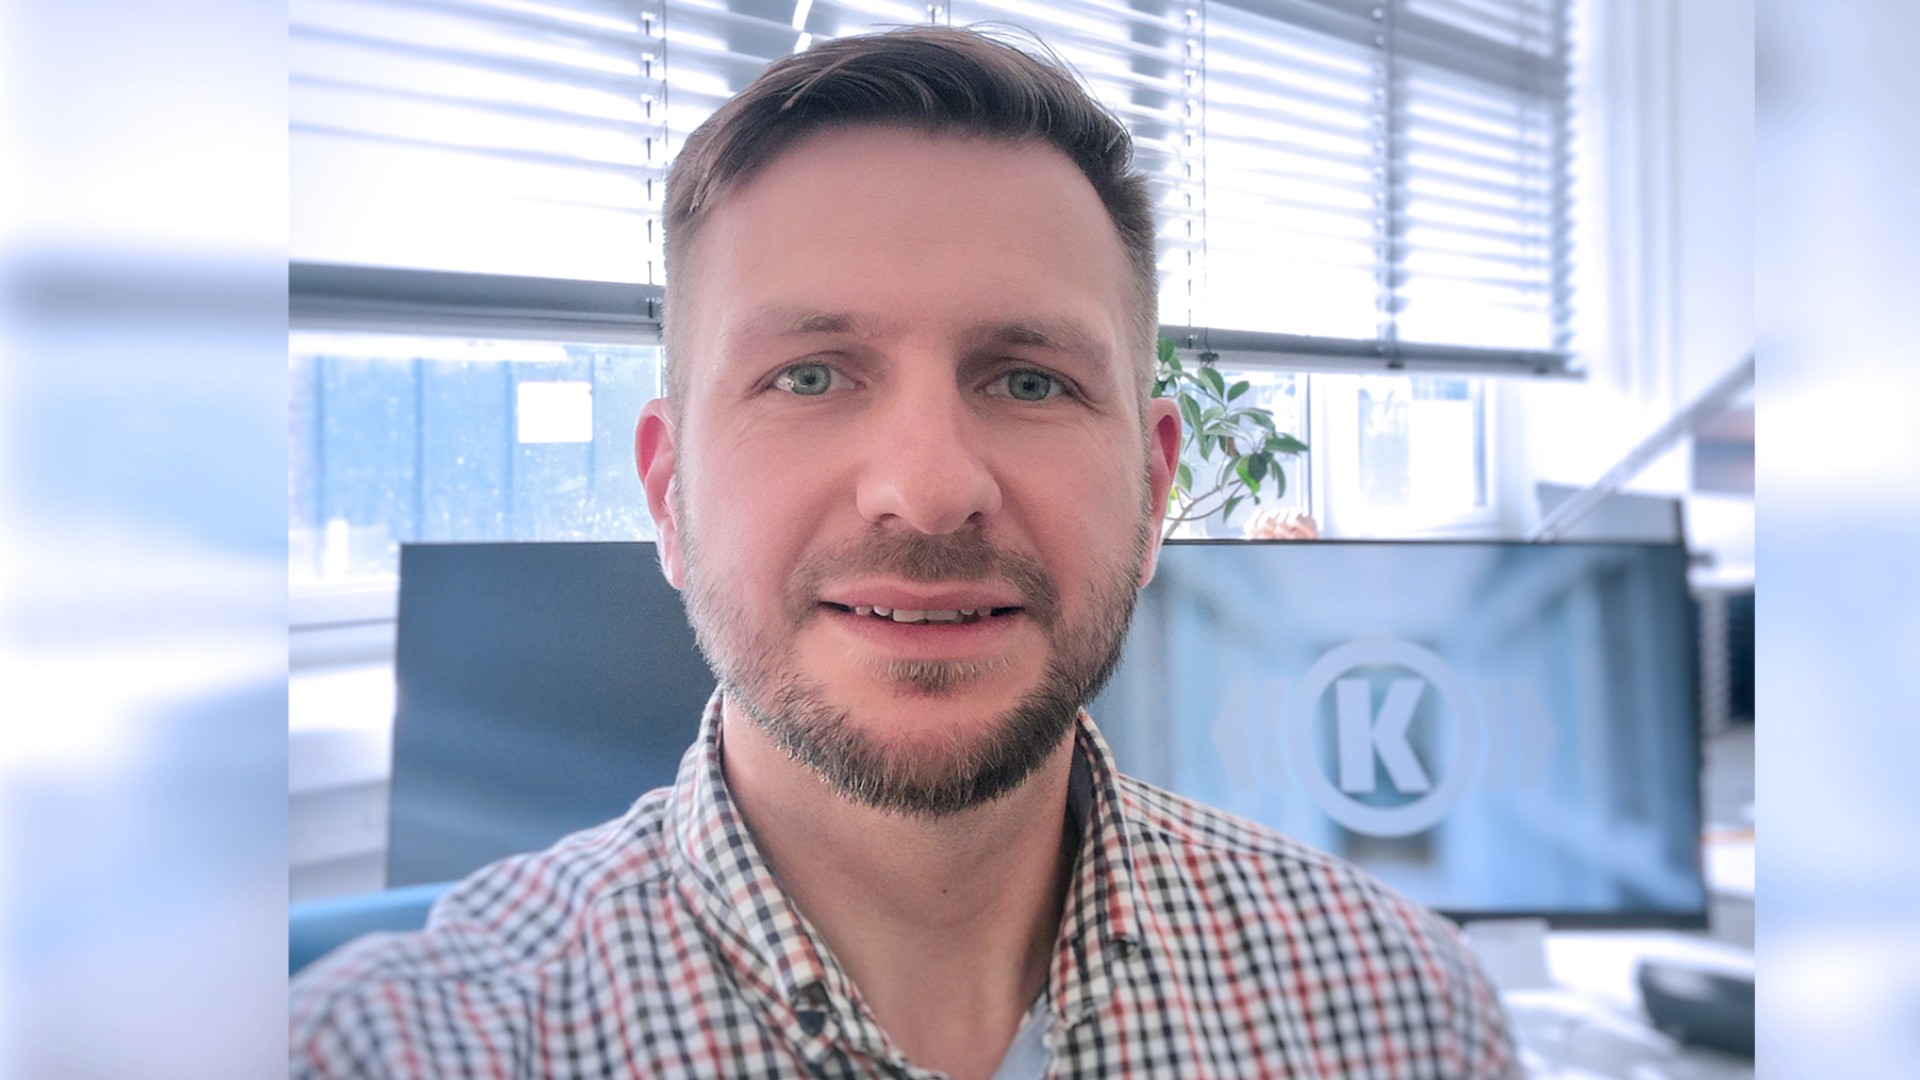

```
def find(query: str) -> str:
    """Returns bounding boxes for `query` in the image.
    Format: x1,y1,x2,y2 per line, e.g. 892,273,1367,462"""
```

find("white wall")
289,662,394,901
1499,0,1755,578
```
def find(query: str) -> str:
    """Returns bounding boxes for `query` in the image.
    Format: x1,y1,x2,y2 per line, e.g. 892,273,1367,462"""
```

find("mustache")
787,529,1061,629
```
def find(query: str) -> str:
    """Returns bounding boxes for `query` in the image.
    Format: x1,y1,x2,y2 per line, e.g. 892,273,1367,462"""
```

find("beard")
678,510,1149,819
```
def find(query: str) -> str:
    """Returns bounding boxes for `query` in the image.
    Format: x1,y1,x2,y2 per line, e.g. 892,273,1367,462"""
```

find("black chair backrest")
389,541,714,886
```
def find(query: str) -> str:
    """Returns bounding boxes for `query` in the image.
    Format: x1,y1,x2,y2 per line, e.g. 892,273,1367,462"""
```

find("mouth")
820,601,1024,626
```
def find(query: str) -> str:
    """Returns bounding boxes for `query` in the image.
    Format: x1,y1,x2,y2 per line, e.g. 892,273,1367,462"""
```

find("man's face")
638,126,1180,815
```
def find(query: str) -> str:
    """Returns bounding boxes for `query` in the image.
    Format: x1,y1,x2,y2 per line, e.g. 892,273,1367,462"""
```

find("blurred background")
1752,1,1920,1075
0,0,287,1076
0,0,1913,1075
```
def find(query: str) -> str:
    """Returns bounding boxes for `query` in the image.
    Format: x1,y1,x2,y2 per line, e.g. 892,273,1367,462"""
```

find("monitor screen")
1090,540,1708,927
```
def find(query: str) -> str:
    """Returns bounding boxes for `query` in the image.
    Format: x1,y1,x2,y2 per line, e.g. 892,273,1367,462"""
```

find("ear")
636,397,686,589
1138,396,1182,587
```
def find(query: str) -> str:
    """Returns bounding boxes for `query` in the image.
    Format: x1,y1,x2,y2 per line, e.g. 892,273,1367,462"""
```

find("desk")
1474,832,1757,1076
1496,930,1753,1078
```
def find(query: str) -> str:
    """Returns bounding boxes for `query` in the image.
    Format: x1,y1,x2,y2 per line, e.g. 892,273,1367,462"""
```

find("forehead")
669,126,1134,373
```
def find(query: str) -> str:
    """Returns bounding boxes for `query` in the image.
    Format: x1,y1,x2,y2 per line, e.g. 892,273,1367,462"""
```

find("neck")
720,696,1078,1080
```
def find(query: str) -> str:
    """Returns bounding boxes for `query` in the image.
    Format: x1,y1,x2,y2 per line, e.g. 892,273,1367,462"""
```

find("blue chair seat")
289,881,453,976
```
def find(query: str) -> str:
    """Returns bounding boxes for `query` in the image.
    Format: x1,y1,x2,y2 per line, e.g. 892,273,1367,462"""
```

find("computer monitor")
389,538,1709,926
1091,539,1708,928
388,541,714,886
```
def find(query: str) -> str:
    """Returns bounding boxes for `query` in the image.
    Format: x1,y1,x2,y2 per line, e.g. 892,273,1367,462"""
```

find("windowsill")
291,577,398,629
1323,515,1506,540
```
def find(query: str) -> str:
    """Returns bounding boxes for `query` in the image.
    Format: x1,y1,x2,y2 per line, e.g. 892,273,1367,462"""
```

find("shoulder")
289,789,678,1077
1114,770,1404,910
1112,774,1519,1076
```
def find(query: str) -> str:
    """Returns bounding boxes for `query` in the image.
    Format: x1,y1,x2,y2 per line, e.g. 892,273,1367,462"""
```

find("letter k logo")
1286,638,1481,836
1335,677,1432,795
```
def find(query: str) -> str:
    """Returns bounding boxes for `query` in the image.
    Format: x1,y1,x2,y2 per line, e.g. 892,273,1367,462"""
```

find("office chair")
290,541,713,976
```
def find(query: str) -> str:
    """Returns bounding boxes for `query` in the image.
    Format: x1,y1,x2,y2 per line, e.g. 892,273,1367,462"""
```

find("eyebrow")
737,306,1110,361
736,307,890,340
959,319,1109,362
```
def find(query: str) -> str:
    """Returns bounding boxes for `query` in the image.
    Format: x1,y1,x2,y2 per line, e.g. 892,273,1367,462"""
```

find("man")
292,26,1516,1079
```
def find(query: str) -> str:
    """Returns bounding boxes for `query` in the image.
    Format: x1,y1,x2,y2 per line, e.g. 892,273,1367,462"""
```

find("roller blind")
291,0,1575,372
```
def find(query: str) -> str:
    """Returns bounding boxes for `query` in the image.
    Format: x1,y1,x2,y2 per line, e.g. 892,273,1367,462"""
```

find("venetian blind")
1196,0,1573,368
291,0,672,284
291,0,1574,371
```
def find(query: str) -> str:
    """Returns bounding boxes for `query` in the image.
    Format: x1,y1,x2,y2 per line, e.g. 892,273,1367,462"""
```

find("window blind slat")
292,24,657,93
293,121,666,184
1212,0,1383,54
294,0,650,55
295,73,656,136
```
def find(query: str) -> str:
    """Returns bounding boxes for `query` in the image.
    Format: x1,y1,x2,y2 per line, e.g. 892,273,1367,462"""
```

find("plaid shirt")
292,696,1517,1078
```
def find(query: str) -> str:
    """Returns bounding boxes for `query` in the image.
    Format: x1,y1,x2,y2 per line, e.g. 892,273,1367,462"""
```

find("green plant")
1154,337,1308,533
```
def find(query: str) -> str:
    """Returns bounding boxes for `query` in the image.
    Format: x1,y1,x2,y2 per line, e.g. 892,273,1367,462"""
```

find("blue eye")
1001,370,1063,402
774,363,837,396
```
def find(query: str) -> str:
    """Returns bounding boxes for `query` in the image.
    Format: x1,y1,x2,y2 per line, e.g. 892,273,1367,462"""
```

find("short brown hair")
662,26,1157,397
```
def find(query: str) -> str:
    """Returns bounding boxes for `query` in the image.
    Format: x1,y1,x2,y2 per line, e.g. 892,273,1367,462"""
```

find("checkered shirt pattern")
292,695,1518,1078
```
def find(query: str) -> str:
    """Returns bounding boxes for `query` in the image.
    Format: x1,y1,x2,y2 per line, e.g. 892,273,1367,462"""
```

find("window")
1172,369,1311,539
290,331,662,588
1175,367,1494,539
1319,373,1493,533
290,0,1580,566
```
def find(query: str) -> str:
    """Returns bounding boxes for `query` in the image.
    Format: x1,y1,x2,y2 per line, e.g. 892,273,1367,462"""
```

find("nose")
853,380,1002,535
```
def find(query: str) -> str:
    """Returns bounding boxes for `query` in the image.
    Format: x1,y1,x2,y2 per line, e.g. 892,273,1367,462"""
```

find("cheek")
679,435,824,580
1016,432,1151,554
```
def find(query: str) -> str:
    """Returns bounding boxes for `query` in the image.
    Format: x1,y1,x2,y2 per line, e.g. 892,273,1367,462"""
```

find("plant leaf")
1222,495,1241,522
1271,468,1287,500
1178,395,1202,435
1273,434,1309,454
1247,410,1277,433
1247,455,1268,484
1158,337,1177,365
1228,380,1250,402
1200,365,1226,397
1175,462,1193,494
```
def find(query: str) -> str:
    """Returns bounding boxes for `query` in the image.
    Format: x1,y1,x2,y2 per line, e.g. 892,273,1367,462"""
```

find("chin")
744,670,1082,818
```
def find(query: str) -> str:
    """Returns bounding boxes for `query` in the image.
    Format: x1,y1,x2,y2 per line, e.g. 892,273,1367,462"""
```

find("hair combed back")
662,26,1159,392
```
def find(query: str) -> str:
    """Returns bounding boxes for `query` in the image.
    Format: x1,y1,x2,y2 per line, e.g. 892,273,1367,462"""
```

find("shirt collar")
666,694,844,1008
1048,710,1146,1025
665,692,1148,1035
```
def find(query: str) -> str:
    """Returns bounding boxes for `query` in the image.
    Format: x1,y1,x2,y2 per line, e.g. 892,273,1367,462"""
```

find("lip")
817,582,1027,614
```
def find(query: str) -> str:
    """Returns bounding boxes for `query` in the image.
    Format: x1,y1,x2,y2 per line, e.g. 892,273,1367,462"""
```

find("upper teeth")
852,605,983,623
